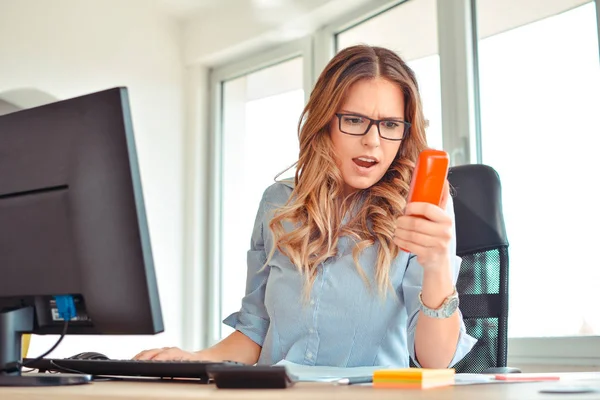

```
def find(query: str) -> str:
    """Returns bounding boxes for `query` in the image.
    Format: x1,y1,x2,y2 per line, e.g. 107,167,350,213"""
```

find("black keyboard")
23,358,240,381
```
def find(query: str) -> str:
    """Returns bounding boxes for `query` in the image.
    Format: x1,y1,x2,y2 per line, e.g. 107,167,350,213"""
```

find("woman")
135,45,476,368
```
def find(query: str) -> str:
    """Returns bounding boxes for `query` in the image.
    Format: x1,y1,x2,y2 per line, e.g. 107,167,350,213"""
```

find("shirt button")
309,328,315,334
306,352,313,360
310,300,315,306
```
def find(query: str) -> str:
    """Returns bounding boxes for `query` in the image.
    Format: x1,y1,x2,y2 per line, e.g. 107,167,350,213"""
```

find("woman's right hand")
133,331,260,364
133,347,218,362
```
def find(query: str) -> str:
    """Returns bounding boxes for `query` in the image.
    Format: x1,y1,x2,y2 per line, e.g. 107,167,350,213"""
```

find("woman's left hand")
393,182,453,272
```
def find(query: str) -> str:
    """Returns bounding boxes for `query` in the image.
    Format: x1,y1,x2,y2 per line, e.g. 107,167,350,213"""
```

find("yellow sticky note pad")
22,334,31,358
373,368,455,389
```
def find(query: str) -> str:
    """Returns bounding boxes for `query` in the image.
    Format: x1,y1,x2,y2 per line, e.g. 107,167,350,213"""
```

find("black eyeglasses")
335,113,411,141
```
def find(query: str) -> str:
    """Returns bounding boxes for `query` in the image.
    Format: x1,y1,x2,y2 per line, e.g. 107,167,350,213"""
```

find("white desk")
3,374,600,400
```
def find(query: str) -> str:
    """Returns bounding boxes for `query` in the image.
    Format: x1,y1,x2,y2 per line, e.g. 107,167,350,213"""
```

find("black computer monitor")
0,87,164,386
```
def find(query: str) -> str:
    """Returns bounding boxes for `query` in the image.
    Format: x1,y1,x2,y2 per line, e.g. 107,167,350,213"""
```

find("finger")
396,215,431,231
394,228,439,248
148,348,179,360
150,348,191,361
396,215,451,239
404,202,449,223
152,352,191,361
133,348,164,360
393,236,428,255
150,351,179,361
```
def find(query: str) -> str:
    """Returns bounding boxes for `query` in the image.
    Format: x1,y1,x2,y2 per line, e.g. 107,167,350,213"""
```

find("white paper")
454,373,499,385
274,360,384,382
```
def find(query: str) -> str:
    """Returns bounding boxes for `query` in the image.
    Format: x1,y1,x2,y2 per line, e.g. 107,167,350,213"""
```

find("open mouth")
352,157,379,169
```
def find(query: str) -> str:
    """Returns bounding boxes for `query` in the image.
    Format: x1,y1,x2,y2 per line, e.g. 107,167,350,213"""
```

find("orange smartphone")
407,149,449,207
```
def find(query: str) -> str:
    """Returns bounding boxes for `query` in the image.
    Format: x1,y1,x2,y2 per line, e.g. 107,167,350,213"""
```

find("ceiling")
157,0,366,64
155,0,226,18
155,0,333,20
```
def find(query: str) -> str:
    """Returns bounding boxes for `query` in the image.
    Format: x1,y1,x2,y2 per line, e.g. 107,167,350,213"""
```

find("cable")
18,295,76,372
20,319,69,368
49,359,88,375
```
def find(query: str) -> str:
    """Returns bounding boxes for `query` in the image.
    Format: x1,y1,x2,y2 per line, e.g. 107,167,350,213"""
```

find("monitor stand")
0,306,91,386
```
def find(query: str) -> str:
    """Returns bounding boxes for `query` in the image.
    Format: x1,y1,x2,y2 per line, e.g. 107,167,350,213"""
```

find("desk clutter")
22,357,600,392
209,365,457,389
24,358,455,389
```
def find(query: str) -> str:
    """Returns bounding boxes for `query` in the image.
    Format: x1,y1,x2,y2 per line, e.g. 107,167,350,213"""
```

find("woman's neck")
343,183,358,198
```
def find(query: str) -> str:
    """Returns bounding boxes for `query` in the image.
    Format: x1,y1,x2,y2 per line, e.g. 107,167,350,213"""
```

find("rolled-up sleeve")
222,189,271,347
402,194,477,367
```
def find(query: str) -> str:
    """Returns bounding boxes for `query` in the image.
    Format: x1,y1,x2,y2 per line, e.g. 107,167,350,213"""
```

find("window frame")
472,0,600,364
206,38,313,345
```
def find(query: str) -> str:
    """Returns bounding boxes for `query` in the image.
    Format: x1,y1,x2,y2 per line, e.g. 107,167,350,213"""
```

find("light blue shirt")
224,180,476,367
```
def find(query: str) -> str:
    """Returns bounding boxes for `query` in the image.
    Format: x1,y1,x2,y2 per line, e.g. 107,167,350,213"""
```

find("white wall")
0,0,186,359
0,99,21,115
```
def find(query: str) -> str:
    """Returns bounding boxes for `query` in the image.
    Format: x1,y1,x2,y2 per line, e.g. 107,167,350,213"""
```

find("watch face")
444,298,459,317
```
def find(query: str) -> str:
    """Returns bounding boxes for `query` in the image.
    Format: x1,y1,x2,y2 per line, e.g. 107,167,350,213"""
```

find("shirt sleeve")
402,194,477,367
222,188,272,347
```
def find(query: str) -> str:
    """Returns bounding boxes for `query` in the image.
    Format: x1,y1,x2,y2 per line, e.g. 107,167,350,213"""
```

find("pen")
336,376,373,385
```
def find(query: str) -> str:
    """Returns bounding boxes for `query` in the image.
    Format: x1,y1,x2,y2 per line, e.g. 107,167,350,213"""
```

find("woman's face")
330,77,405,196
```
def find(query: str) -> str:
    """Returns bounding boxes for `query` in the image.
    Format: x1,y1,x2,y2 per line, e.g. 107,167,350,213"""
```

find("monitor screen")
0,87,163,382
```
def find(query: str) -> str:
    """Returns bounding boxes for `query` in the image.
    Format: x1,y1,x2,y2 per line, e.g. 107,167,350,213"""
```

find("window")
336,0,443,150
219,57,305,339
477,1,600,337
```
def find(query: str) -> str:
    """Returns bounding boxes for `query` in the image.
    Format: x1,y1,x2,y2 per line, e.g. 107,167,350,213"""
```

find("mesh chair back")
449,164,509,373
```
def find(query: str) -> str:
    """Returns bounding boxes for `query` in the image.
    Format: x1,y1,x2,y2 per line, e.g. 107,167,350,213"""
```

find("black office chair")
447,164,519,374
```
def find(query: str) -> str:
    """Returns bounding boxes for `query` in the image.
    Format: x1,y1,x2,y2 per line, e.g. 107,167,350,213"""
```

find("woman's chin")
343,175,379,193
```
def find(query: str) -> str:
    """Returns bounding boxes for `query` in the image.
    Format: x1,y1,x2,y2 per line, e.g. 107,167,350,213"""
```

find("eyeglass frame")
335,113,411,141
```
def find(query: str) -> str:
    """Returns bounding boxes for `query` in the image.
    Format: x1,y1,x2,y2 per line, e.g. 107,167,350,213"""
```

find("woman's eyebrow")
339,109,405,120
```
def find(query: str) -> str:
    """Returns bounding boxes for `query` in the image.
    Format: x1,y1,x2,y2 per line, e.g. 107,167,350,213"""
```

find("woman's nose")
361,123,380,147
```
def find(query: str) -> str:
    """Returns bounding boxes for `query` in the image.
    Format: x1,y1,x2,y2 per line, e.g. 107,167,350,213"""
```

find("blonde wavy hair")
268,45,428,296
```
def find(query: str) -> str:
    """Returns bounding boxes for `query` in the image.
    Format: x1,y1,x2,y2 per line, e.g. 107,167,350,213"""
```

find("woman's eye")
383,121,400,129
343,116,364,124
